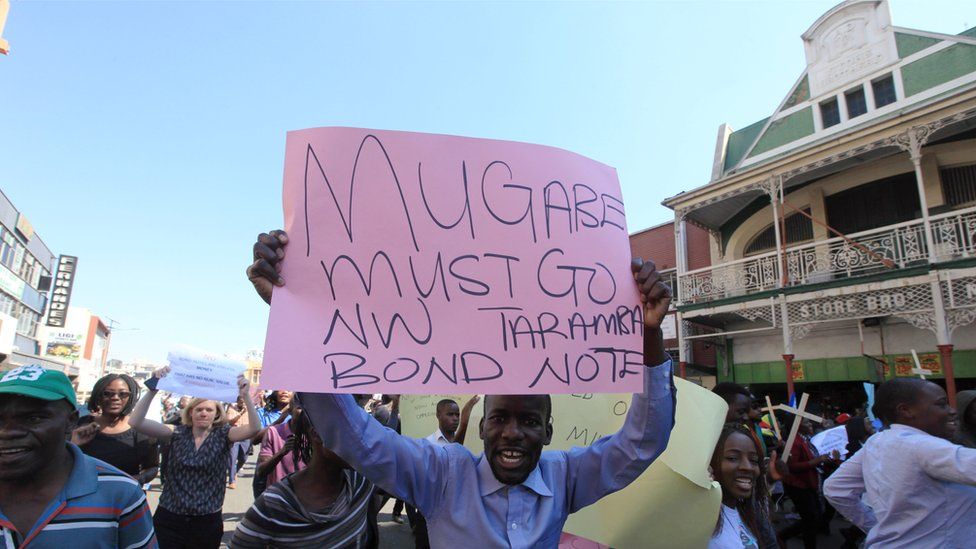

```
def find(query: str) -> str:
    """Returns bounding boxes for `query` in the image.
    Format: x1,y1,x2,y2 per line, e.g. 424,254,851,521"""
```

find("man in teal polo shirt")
0,365,157,548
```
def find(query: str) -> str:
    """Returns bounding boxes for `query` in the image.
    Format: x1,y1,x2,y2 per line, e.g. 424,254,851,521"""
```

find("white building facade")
664,0,976,406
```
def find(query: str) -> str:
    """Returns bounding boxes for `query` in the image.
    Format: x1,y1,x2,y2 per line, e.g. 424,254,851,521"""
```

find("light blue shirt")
257,407,287,428
824,424,976,548
298,359,675,548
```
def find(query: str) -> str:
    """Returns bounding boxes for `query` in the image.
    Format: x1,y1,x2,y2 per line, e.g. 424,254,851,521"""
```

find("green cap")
0,365,77,404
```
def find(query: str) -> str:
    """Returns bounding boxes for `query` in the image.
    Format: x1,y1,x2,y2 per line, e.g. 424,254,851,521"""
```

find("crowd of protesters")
707,376,976,549
1,230,974,548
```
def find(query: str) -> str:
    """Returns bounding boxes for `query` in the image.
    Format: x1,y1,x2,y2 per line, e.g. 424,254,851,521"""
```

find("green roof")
896,32,940,58
723,117,768,173
902,43,976,97
783,75,810,110
748,107,815,158
716,29,976,179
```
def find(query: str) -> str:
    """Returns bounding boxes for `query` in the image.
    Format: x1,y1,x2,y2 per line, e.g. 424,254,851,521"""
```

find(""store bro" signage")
797,292,914,320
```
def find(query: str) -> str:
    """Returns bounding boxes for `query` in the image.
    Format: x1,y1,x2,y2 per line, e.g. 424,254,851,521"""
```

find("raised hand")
247,230,289,304
463,395,481,411
237,374,250,398
631,258,672,330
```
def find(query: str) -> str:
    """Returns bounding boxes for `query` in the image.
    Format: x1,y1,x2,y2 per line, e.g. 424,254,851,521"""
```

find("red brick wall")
629,223,677,269
686,223,711,270
629,222,711,270
630,222,716,368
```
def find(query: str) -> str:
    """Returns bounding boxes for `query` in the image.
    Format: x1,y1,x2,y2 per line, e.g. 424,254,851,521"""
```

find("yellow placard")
401,378,727,548
920,353,941,374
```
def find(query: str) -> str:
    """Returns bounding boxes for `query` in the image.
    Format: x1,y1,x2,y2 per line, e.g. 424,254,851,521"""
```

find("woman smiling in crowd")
70,373,159,486
709,423,778,549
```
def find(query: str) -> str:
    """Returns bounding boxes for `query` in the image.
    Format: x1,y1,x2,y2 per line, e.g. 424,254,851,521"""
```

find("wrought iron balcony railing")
678,205,976,303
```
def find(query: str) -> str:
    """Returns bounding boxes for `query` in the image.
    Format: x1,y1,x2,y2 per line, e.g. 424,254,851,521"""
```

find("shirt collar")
64,443,98,499
888,424,930,436
430,429,449,443
476,454,553,498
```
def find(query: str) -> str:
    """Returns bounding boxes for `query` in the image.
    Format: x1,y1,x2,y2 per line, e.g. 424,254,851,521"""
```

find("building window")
745,208,814,255
845,86,867,119
0,229,16,270
825,173,920,235
0,291,14,316
14,304,38,338
872,74,897,108
820,98,840,128
940,164,976,207
19,257,35,288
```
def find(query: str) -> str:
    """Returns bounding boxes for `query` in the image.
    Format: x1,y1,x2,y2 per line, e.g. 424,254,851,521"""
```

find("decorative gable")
801,0,899,97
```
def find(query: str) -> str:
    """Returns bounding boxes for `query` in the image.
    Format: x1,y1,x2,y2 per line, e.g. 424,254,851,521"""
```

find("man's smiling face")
0,394,76,482
479,394,553,485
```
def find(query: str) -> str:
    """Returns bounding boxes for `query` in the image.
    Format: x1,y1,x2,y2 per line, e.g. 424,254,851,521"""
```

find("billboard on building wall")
47,255,78,328
44,330,83,360
15,213,33,241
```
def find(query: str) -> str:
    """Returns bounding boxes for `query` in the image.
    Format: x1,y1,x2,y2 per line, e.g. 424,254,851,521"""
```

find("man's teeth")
500,450,524,463
0,447,28,455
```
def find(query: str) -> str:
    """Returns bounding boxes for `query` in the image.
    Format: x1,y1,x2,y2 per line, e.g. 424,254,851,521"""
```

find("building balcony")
679,205,976,304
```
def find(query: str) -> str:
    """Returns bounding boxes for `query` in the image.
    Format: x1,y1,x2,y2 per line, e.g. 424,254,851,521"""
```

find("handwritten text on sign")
263,128,643,394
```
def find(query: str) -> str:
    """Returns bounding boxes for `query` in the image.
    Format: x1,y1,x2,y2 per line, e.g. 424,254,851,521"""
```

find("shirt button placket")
508,487,526,547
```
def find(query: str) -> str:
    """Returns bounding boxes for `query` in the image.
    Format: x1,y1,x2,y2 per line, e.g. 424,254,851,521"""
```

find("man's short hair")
436,399,458,413
873,378,928,425
712,382,751,405
482,394,553,424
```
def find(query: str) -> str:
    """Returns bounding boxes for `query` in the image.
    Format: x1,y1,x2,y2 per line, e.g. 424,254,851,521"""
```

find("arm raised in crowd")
228,375,262,442
129,368,176,442
454,395,480,446
563,258,676,512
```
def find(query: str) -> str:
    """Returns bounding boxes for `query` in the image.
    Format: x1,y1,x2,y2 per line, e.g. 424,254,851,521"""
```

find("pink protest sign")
262,127,644,394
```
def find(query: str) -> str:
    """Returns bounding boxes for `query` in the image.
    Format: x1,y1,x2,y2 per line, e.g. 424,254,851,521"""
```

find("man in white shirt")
824,378,976,548
425,399,459,447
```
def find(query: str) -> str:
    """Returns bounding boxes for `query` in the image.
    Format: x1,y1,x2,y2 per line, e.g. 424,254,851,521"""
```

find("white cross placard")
777,393,825,463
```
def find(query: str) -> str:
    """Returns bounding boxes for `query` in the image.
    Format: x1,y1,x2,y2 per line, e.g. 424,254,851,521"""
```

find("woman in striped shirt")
231,408,378,548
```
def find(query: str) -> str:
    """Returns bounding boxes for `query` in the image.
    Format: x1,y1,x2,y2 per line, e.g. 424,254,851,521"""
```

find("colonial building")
663,0,976,406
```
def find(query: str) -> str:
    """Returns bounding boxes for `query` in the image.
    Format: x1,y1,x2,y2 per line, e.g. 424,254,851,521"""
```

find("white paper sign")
810,425,849,460
159,347,245,403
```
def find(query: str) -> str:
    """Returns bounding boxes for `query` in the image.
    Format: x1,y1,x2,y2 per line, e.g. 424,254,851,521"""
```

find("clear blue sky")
0,1,971,364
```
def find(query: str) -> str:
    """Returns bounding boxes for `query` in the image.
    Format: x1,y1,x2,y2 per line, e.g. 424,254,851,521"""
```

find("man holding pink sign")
249,127,677,548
